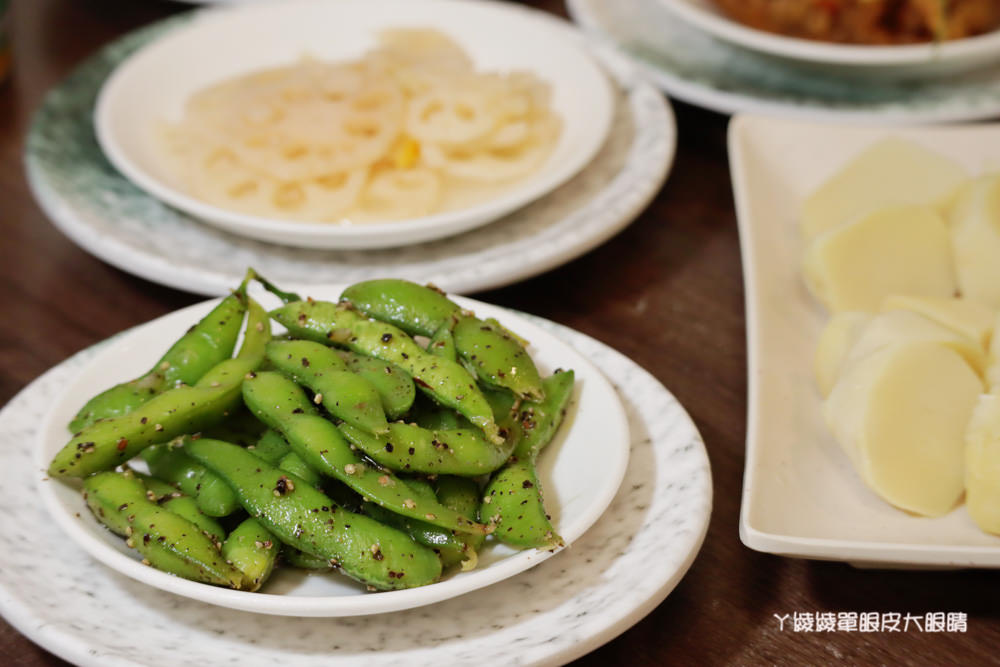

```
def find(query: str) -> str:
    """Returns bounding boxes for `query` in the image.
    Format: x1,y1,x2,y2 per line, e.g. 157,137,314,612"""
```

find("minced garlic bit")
403,498,416,509
313,393,324,404
273,475,295,496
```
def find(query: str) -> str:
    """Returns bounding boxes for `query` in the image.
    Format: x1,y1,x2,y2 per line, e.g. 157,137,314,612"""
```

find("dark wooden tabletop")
3,1,999,665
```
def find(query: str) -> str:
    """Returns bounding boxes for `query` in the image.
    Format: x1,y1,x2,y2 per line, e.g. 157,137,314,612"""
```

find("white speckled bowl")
35,290,629,617
1,313,710,665
95,0,614,249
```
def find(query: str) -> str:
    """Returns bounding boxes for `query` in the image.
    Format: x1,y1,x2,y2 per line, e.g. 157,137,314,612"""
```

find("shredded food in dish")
163,30,562,223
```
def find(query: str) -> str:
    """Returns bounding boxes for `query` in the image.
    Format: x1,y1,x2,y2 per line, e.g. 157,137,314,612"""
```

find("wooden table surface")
3,1,999,665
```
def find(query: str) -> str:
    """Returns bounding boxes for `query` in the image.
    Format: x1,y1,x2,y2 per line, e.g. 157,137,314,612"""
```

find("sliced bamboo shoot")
801,138,967,242
824,341,981,517
803,204,956,313
965,394,1000,534
814,312,872,397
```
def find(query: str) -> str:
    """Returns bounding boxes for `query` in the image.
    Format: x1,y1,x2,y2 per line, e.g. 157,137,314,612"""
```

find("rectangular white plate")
730,114,1000,568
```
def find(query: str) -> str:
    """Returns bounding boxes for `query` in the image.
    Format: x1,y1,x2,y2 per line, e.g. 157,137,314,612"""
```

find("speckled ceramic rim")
94,0,614,249
655,0,1000,68
1,315,710,667
567,0,1000,123
34,292,630,617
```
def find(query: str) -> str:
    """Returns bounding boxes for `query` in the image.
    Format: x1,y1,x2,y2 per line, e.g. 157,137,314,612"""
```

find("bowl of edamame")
35,276,629,616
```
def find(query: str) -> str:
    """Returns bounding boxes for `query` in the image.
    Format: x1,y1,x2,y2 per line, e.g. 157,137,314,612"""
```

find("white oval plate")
2,315,708,666
569,0,1000,123
34,288,629,617
656,0,1000,76
730,115,1000,567
95,0,614,249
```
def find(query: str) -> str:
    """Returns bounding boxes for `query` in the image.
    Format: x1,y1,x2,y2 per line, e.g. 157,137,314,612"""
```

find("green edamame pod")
341,279,460,337
409,397,465,431
427,324,457,362
482,371,575,550
284,546,334,570
435,475,483,520
335,350,415,420
341,279,543,400
49,297,271,478
162,496,226,544
451,316,544,401
510,370,575,460
278,451,321,488
184,439,442,590
222,518,278,591
201,407,267,447
401,476,437,503
130,470,182,500
361,501,470,566
266,339,388,435
270,300,501,444
68,286,248,433
83,471,243,587
338,421,513,475
434,475,485,570
247,429,291,464
142,441,239,518
242,372,487,536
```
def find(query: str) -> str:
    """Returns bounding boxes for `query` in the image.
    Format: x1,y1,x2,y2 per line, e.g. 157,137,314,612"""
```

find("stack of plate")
568,0,1000,123
26,0,677,296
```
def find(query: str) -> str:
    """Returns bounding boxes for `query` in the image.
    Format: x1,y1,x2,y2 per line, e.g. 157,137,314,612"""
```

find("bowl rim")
656,0,1000,66
93,0,614,249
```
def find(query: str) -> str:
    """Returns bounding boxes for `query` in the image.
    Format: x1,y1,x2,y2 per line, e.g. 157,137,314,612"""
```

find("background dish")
26,12,674,296
568,0,1000,122
95,0,614,249
35,290,630,616
655,0,1000,75
731,114,1000,567
1,315,710,665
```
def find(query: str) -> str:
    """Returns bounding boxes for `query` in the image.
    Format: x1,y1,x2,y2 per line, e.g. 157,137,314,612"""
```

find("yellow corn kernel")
393,137,420,169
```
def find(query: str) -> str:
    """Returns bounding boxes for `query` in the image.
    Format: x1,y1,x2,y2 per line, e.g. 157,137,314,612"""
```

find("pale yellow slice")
803,204,956,313
843,310,985,378
824,341,982,517
950,173,1000,308
801,137,967,242
965,394,1000,534
814,312,872,397
881,294,994,350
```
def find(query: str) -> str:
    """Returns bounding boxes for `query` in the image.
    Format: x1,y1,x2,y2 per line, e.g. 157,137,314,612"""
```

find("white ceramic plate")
26,12,673,296
656,0,1000,76
95,0,614,249
35,288,629,616
568,0,1000,123
2,312,709,666
730,114,1000,567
